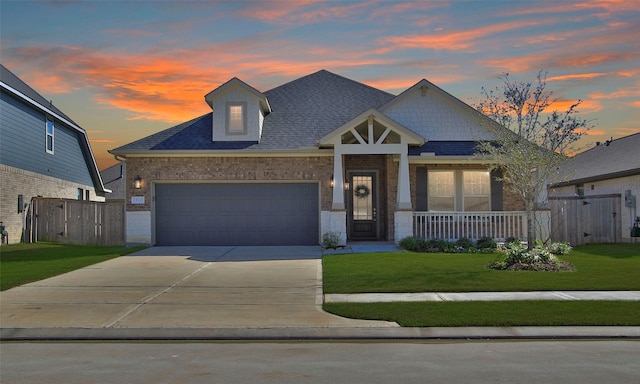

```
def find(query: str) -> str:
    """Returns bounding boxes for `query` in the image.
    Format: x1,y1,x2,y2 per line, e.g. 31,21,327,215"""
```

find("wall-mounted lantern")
134,175,142,189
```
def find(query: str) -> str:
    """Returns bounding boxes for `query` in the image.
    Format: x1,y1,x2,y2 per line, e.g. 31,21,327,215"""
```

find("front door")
347,172,378,240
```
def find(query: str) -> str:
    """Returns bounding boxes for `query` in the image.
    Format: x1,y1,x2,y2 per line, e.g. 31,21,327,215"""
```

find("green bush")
490,241,573,271
399,237,454,252
322,232,341,249
549,242,572,255
456,237,475,250
476,236,497,250
399,236,420,251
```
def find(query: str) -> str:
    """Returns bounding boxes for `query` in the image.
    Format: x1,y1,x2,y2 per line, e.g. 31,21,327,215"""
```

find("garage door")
155,183,319,246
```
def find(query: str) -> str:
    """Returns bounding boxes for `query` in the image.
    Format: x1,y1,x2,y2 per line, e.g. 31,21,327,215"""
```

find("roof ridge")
266,69,395,98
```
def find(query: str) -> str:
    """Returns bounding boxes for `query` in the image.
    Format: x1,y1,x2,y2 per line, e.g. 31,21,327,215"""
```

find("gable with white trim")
380,80,496,141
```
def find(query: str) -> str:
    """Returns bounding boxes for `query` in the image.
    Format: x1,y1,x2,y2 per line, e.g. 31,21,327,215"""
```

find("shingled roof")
551,133,640,186
111,70,394,153
1,64,78,125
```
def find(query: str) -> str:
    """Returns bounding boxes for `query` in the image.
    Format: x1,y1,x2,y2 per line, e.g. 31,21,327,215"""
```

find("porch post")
332,147,345,210
396,148,412,210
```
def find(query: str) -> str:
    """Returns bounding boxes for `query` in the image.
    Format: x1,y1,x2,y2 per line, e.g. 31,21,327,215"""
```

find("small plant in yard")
549,242,572,255
322,231,341,249
476,236,497,251
489,241,574,271
399,237,454,252
455,237,475,252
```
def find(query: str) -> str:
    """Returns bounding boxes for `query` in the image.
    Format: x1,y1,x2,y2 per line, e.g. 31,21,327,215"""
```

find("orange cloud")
239,0,374,25
547,73,608,82
380,20,544,52
583,129,607,136
6,42,405,124
615,127,640,136
552,98,602,114
590,88,640,99
500,0,640,18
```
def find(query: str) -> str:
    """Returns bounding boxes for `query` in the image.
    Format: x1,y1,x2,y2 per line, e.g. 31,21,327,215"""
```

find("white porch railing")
413,211,527,241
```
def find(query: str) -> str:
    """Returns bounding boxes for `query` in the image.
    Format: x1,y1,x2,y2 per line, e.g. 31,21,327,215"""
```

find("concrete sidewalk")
325,291,640,303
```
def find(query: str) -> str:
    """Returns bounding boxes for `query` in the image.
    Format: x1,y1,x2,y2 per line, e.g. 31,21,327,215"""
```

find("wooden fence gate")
29,198,125,246
549,194,621,246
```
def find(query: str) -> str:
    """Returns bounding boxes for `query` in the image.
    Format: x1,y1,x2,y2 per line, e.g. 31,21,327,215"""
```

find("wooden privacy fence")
29,198,125,246
413,211,527,242
549,194,621,246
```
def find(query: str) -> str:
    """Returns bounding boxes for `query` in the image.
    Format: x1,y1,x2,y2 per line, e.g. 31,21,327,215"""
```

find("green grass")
322,244,640,326
322,244,640,294
324,301,640,327
0,243,146,291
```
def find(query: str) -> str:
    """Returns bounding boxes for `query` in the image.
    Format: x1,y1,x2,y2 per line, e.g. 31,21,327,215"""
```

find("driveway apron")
0,246,397,329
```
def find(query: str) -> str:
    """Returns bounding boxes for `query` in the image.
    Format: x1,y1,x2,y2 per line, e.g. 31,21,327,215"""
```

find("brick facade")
125,156,334,211
121,155,524,245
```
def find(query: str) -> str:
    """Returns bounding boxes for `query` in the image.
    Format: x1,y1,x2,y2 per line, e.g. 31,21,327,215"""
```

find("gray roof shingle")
112,70,395,152
553,133,640,185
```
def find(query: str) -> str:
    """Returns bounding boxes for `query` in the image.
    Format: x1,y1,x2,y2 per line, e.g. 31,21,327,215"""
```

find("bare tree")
475,70,592,248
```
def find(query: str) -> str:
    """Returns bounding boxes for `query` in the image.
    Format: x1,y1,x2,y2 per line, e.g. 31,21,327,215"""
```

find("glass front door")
348,172,378,240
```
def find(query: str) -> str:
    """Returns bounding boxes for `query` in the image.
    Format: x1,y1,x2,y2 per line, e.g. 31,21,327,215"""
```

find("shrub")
399,236,420,251
322,232,341,249
489,241,574,271
504,236,518,245
549,242,572,255
399,237,455,252
476,237,497,250
456,237,475,250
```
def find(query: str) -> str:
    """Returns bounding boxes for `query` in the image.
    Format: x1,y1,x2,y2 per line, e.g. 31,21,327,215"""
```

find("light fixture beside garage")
134,175,142,189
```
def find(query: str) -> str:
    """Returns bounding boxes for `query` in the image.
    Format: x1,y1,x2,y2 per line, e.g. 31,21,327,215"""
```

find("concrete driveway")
0,246,397,330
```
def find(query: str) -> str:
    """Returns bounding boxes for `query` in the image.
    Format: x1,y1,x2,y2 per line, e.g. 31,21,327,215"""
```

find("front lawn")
324,301,640,327
0,243,146,291
322,244,640,326
322,244,640,294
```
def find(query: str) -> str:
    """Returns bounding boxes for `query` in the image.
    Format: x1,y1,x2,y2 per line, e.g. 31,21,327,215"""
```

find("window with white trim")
226,102,247,134
46,118,54,154
463,171,491,211
428,171,455,211
428,170,491,211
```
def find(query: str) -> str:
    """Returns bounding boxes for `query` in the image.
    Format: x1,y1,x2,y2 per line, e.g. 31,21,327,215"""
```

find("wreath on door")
354,184,371,199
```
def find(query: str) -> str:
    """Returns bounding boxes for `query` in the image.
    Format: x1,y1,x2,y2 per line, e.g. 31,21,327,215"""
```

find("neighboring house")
110,70,525,246
0,64,108,244
101,162,125,201
548,133,640,244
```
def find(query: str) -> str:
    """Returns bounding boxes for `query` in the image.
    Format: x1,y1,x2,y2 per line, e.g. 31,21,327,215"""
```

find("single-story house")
548,133,640,244
110,70,526,246
0,64,108,244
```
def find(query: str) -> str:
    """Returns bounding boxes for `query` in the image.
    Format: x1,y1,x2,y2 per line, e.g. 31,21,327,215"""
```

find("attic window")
226,102,247,135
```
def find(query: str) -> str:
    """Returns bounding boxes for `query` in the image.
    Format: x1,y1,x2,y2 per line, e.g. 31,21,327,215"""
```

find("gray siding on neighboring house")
0,91,93,186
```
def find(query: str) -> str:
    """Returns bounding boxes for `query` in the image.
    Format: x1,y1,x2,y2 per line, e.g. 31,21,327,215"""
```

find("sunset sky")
2,0,638,170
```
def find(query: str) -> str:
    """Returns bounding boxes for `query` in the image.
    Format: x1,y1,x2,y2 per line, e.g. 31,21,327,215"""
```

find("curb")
3,326,640,341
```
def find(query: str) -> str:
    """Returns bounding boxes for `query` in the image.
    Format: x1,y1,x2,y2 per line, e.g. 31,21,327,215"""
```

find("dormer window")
226,102,247,135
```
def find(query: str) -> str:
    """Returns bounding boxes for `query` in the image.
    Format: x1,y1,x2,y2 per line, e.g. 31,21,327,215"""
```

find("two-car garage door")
155,183,319,246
